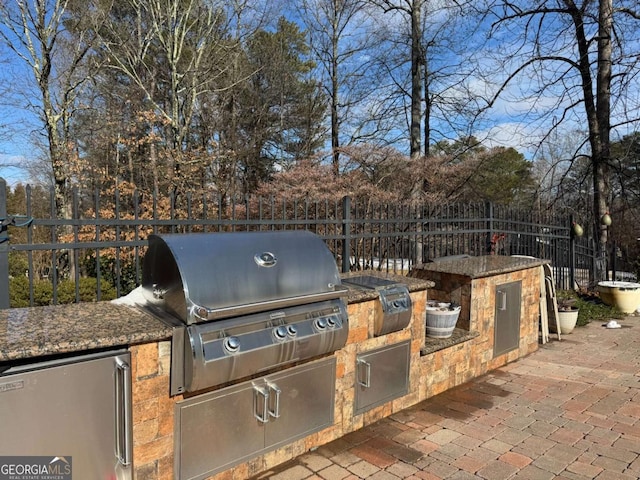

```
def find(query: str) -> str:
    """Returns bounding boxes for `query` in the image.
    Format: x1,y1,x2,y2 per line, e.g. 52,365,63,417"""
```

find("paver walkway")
252,317,640,479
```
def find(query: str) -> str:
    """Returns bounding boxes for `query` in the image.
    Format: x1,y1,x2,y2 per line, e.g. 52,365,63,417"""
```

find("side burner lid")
342,275,412,337
342,275,400,290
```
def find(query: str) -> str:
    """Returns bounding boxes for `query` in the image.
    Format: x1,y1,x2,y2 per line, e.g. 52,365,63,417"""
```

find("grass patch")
557,289,624,327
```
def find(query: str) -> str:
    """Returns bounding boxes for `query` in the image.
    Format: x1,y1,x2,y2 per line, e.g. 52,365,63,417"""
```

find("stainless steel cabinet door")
355,340,410,415
494,281,522,357
175,357,336,480
175,381,264,480
263,358,335,448
0,351,132,480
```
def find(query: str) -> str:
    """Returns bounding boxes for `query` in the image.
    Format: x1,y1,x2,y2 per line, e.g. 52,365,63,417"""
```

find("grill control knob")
223,336,240,354
315,317,328,330
273,326,288,340
287,325,298,336
327,316,337,328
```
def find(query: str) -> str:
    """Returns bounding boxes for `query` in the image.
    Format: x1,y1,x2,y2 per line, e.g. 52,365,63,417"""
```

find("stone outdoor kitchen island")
410,255,546,385
0,256,545,480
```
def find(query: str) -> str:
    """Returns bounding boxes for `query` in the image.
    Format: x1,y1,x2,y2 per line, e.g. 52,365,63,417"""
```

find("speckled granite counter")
0,303,172,362
0,273,431,364
341,271,433,303
421,328,480,355
414,255,548,279
410,254,543,372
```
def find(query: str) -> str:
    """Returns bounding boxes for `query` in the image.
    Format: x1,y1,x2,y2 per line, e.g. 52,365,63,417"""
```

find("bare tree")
0,0,98,216
366,1,481,161
421,11,485,158
97,0,234,195
371,0,424,159
482,0,640,282
300,0,377,175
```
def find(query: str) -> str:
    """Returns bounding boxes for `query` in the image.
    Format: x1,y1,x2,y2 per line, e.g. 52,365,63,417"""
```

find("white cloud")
0,154,31,186
476,122,543,159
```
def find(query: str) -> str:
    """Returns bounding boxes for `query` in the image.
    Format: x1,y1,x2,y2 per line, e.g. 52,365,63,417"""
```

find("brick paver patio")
252,316,640,479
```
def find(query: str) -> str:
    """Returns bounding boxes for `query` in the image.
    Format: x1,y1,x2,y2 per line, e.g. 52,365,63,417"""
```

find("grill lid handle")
254,252,277,267
189,287,349,322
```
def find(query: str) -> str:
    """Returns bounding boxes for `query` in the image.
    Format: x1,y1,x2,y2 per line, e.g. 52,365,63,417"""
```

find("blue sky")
0,123,37,186
2,0,639,188
0,33,37,185
0,0,541,188
0,121,35,186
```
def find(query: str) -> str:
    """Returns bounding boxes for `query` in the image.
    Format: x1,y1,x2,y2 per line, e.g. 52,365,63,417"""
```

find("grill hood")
142,231,346,325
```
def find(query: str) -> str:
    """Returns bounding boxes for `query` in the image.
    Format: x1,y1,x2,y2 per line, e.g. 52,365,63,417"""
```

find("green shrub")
33,279,54,306
557,289,624,327
9,276,31,308
82,255,140,296
10,276,117,307
8,252,29,278
9,276,53,307
57,278,117,303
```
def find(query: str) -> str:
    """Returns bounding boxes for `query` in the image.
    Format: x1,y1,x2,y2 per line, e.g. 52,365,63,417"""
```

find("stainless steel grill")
141,231,349,395
342,275,412,336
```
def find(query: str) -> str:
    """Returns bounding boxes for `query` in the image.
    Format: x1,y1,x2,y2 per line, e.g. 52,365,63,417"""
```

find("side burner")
342,275,412,336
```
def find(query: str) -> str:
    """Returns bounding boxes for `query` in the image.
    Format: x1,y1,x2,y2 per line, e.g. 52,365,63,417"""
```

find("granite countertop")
341,270,433,303
0,303,172,362
420,329,480,356
411,255,548,279
0,272,433,363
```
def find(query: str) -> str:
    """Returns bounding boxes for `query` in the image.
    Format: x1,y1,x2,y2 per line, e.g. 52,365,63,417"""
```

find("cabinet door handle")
115,357,132,467
253,385,270,423
497,290,507,311
267,382,281,419
357,359,371,388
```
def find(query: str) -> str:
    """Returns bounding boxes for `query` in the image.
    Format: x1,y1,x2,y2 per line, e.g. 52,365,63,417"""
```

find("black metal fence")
0,178,595,308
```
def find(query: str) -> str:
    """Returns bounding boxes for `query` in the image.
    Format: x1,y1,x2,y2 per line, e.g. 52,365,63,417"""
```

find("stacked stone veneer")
130,266,540,479
411,265,541,403
411,265,541,371
130,341,179,480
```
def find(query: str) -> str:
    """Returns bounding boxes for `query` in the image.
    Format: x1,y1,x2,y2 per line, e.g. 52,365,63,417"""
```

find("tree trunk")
410,0,422,160
410,0,424,264
593,0,613,282
150,143,159,196
331,26,340,176
423,55,430,158
566,0,612,283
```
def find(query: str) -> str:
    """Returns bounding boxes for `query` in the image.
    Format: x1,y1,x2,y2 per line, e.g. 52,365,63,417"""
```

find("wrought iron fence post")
569,215,576,290
342,196,351,273
611,240,617,281
589,237,596,285
0,178,9,309
413,203,423,266
485,201,494,254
